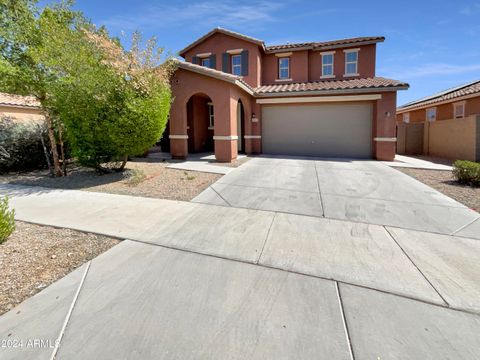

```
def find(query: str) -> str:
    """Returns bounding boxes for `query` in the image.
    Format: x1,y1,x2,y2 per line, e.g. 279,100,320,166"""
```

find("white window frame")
231,54,242,76
278,57,290,80
403,113,410,123
201,57,211,68
207,102,214,129
343,49,359,77
426,107,437,122
453,101,465,119
321,51,335,79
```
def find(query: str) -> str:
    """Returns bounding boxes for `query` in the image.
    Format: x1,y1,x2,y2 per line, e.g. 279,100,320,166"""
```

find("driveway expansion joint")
256,212,277,264
336,282,355,360
209,185,232,206
119,236,480,317
384,227,450,307
450,215,480,236
50,261,91,360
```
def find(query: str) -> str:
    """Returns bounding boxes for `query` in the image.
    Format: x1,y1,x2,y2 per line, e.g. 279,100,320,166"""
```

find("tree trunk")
37,124,52,176
58,124,67,176
45,113,63,177
118,154,128,171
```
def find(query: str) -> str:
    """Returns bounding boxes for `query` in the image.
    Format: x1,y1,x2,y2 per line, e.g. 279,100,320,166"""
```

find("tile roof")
175,60,254,94
255,77,409,95
397,80,480,112
0,92,41,108
179,27,385,56
266,36,385,52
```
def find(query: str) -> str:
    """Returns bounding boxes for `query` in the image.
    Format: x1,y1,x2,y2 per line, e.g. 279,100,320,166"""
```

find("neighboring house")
0,92,44,122
168,27,409,162
396,80,480,161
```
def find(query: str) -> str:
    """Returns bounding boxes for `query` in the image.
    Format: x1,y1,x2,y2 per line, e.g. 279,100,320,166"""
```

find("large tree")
0,0,172,173
0,0,78,176
42,29,173,171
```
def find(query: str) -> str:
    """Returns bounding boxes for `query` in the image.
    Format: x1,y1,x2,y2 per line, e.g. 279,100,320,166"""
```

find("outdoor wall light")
251,113,258,122
385,111,391,117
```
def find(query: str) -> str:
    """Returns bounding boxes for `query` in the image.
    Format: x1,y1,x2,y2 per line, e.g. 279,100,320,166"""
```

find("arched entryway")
237,100,246,153
186,93,215,153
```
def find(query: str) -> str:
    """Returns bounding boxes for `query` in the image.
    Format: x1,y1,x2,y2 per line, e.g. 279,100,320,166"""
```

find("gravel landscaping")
0,160,221,201
0,221,119,315
398,168,480,211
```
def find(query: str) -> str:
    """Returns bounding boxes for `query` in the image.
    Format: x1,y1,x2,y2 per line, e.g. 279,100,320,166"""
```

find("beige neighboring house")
396,80,480,161
0,92,44,122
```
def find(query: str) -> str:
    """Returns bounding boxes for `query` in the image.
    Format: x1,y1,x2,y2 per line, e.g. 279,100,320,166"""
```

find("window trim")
343,49,359,77
207,102,214,129
453,101,465,119
403,113,410,123
231,54,242,76
426,107,437,122
321,51,335,79
278,57,290,80
201,57,211,68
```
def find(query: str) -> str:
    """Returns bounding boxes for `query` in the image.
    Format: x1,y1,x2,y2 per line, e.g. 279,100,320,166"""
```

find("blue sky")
58,0,480,105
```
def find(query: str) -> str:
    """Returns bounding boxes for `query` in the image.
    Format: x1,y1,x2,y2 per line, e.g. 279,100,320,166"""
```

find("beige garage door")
262,103,373,158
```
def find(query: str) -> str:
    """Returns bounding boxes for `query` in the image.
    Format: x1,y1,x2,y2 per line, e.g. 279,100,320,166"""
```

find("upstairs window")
278,57,290,79
403,113,410,123
321,52,334,77
426,107,436,122
207,102,214,128
454,102,465,118
201,57,211,68
231,55,242,76
344,49,359,76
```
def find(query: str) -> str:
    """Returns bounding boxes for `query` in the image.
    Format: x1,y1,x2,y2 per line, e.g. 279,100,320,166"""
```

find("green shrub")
125,168,147,186
0,117,49,173
0,196,15,244
453,160,480,187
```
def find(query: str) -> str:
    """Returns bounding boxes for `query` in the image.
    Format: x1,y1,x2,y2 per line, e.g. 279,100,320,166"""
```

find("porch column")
244,101,262,154
213,93,238,162
373,92,397,161
169,97,188,159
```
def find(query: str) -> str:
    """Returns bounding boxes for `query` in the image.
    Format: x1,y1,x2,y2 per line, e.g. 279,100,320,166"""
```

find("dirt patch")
0,221,120,315
0,160,221,201
398,168,480,211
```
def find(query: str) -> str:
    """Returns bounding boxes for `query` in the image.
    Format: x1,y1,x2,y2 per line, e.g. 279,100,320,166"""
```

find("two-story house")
168,27,408,162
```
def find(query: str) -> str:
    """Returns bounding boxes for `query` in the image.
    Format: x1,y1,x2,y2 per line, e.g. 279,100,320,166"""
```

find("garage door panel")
262,103,372,158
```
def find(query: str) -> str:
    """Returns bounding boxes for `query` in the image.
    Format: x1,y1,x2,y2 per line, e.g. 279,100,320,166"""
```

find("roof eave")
313,39,385,51
255,85,409,98
397,91,480,113
178,28,265,58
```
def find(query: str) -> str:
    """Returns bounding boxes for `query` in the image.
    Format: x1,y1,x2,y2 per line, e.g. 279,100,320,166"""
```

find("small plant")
125,168,147,186
453,160,480,187
183,171,195,181
0,196,15,244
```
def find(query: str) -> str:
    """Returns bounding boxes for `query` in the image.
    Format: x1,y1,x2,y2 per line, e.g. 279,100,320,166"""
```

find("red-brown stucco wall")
182,32,262,88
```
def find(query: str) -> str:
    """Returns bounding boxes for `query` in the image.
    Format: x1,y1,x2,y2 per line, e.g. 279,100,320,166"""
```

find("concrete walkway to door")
193,155,480,236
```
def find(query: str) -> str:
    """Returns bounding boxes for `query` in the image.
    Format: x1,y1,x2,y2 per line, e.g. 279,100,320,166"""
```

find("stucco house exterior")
0,92,44,122
168,27,409,162
396,80,480,161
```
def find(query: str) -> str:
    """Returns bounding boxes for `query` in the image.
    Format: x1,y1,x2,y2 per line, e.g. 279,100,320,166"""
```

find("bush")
0,117,49,173
0,196,15,244
453,160,480,187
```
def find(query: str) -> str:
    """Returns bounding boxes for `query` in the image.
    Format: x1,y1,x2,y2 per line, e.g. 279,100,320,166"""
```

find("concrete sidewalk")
1,184,480,359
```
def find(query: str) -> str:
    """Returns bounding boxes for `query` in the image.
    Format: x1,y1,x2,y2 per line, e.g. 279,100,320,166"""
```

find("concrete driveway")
193,155,480,235
1,160,480,360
